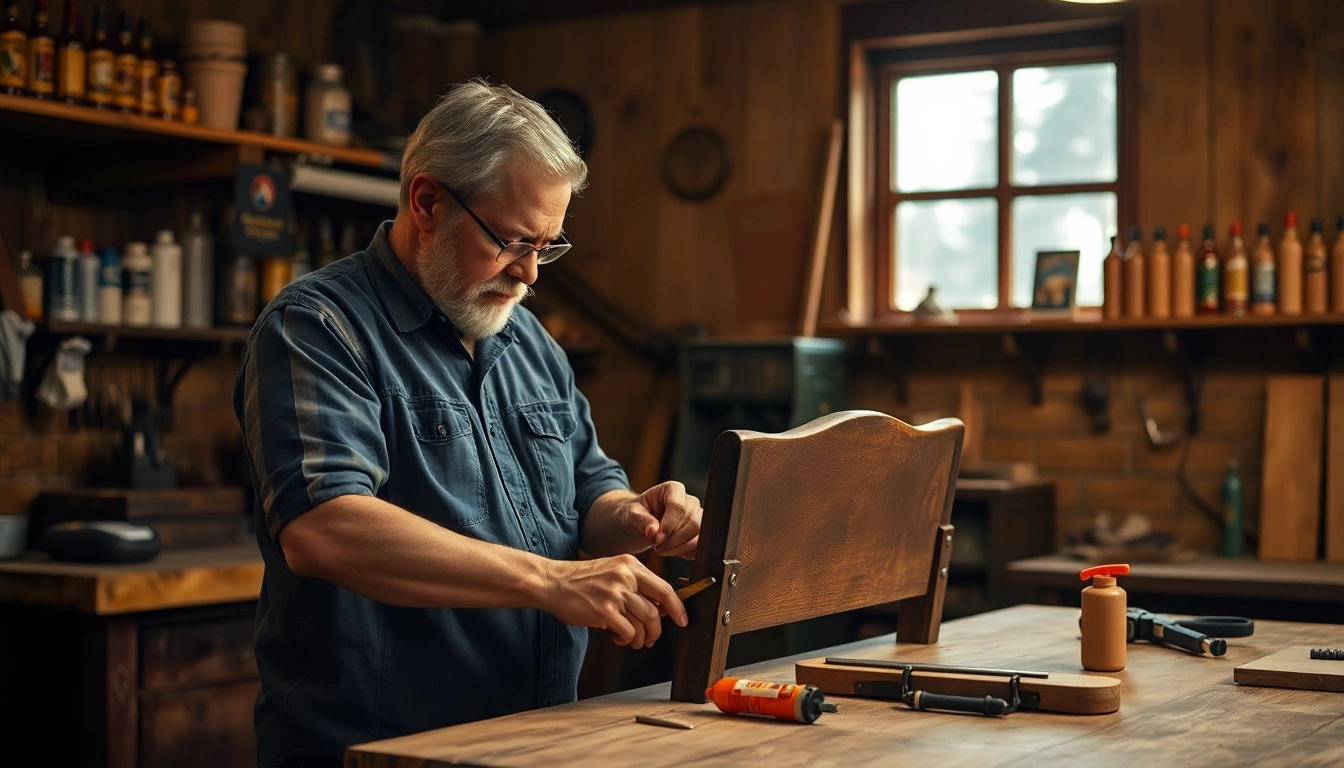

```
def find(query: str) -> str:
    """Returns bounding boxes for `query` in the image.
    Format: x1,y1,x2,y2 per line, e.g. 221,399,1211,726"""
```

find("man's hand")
619,481,702,558
542,554,686,649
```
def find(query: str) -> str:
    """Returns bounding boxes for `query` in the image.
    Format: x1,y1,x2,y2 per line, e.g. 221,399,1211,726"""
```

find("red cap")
1286,212,1297,228
77,239,95,252
1177,224,1190,239
1229,221,1242,236
1079,563,1130,581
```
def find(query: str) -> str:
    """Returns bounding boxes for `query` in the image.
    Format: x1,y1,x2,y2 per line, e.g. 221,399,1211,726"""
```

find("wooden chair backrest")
671,410,964,702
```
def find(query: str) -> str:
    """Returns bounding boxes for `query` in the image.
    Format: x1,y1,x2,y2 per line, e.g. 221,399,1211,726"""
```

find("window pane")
895,199,998,311
1011,192,1117,308
894,71,998,193
1012,63,1117,186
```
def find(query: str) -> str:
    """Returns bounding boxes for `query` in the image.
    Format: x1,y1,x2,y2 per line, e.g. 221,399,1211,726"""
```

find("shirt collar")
366,220,520,344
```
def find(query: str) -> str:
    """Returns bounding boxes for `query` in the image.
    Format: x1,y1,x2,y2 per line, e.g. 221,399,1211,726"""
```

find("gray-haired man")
235,80,701,768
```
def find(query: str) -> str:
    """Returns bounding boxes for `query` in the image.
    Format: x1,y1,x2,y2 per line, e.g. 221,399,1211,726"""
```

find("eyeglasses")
439,183,572,265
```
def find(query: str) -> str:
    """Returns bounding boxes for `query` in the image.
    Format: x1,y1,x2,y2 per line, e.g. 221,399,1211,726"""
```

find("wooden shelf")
0,93,395,171
823,311,1344,337
39,320,250,345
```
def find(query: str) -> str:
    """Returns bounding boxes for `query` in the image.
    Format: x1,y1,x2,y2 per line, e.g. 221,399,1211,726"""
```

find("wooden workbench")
349,605,1344,767
0,545,264,768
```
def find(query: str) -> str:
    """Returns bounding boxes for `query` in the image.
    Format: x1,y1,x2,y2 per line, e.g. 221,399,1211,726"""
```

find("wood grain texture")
795,659,1122,714
1319,0,1344,221
0,545,262,614
1328,376,1344,562
1235,646,1344,693
1259,375,1325,561
346,605,1344,768
669,411,963,701
1005,552,1344,601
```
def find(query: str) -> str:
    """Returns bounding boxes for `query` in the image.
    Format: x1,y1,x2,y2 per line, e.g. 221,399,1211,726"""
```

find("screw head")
729,573,738,587
940,568,948,580
722,611,732,625
945,534,953,547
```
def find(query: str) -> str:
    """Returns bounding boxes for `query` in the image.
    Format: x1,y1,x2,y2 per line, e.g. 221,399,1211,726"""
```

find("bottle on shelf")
1172,223,1195,318
1148,226,1171,319
1304,217,1328,315
1220,459,1244,558
110,9,134,111
76,237,98,322
1196,224,1221,315
0,2,27,96
1250,222,1276,316
121,240,151,326
180,86,197,124
304,63,352,146
259,255,293,304
53,0,80,103
218,252,258,326
17,248,43,321
181,208,214,328
1334,216,1344,314
1123,227,1145,319
83,2,109,107
133,16,154,115
1278,212,1303,315
24,0,53,99
1223,222,1248,317
156,58,179,119
97,245,120,324
150,229,182,328
46,234,79,321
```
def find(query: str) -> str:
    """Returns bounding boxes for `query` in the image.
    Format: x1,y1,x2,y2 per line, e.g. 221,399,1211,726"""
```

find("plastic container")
181,20,246,61
97,246,122,324
151,230,182,328
47,235,81,322
181,209,215,328
184,58,246,130
0,515,27,560
1080,563,1129,672
18,250,44,321
122,241,152,326
77,238,100,322
304,63,351,146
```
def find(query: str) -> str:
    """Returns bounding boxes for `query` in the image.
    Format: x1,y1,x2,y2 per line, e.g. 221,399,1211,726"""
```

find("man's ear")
407,173,441,235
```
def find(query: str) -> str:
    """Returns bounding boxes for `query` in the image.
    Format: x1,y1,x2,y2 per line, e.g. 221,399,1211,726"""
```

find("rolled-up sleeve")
237,301,388,539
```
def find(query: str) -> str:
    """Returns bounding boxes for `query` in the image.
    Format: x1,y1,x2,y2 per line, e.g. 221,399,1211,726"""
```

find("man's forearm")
581,488,647,558
279,495,551,609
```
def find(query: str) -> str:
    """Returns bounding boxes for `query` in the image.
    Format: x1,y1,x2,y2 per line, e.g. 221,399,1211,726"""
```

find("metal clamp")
900,665,1022,717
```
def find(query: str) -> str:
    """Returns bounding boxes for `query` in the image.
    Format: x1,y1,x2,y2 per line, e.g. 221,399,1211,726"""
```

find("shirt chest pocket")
516,401,579,520
406,398,488,528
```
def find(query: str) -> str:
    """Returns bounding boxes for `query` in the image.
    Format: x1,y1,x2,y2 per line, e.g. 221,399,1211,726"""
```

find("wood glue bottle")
1148,227,1171,319
1123,226,1145,319
1223,221,1248,316
1080,563,1129,672
1251,223,1276,315
1305,218,1328,315
1103,235,1123,320
1172,224,1195,318
1279,212,1303,315
1333,216,1344,313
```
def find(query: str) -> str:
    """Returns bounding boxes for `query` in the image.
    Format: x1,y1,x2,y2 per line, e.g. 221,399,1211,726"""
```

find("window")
871,41,1124,315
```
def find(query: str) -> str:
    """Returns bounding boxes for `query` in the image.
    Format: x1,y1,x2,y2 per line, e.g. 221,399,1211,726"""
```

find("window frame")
842,11,1138,327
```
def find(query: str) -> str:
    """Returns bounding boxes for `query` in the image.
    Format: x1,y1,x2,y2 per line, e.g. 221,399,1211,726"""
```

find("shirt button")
436,424,447,437
531,536,539,545
490,425,498,437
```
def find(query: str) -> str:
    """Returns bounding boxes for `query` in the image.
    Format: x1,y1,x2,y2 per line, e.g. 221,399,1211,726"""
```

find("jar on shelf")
257,51,298,137
304,63,351,147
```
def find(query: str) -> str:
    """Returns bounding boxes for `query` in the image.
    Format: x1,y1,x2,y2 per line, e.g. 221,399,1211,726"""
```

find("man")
234,80,702,768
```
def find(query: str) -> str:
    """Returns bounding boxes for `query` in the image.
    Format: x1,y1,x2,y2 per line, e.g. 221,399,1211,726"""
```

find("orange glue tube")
705,678,838,723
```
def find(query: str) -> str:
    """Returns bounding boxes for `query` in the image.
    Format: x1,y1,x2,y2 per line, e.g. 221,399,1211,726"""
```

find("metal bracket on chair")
717,560,740,629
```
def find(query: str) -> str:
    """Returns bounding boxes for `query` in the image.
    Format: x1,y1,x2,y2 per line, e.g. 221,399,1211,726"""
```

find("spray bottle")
1080,563,1130,672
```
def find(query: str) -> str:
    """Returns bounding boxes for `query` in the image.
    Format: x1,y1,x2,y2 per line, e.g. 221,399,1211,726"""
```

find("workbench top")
1007,553,1344,602
0,545,263,614
348,604,1344,767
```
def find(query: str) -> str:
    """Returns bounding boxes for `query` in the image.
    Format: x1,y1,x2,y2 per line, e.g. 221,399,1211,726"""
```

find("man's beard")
415,223,533,340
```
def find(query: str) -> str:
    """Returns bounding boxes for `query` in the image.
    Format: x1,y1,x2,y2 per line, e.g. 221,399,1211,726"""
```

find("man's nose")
505,251,539,285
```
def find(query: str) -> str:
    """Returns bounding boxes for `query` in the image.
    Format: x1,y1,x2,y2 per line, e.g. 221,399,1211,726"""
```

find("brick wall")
0,354,246,518
848,330,1323,553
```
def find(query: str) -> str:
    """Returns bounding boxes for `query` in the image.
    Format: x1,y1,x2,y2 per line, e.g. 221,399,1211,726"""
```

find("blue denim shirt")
234,222,629,765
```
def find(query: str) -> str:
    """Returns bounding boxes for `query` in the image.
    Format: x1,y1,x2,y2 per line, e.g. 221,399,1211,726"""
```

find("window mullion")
997,65,1013,310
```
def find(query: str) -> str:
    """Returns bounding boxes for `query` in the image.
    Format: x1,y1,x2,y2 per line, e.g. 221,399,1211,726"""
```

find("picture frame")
1031,250,1081,311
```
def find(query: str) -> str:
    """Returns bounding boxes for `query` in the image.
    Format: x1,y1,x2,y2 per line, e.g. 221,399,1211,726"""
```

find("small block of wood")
1234,646,1344,693
796,658,1121,714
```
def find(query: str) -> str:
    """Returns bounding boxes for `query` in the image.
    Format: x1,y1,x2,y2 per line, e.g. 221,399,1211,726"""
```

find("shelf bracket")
868,336,911,405
1001,333,1043,405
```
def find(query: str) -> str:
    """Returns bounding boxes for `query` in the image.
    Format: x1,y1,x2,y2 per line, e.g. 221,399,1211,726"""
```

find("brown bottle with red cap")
1080,563,1129,672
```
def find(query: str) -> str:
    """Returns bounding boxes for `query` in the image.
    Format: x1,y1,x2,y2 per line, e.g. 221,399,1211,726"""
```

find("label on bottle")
325,108,351,132
113,52,136,107
100,262,120,287
136,58,156,113
57,46,83,98
0,30,25,89
46,254,79,321
1197,262,1221,310
1252,261,1276,305
157,71,179,116
1305,252,1327,273
87,49,113,104
27,36,53,94
1224,262,1248,304
732,679,791,699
